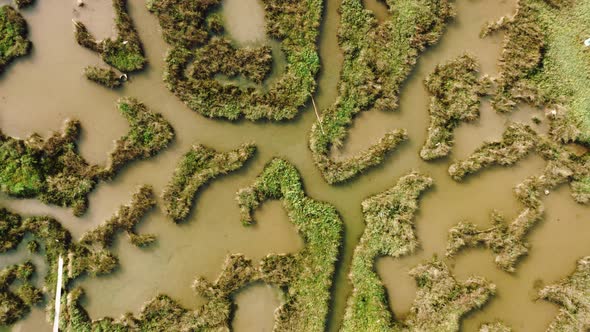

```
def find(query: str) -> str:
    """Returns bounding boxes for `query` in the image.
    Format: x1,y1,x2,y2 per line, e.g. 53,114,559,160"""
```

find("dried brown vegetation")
540,256,590,331
447,124,590,271
421,54,489,160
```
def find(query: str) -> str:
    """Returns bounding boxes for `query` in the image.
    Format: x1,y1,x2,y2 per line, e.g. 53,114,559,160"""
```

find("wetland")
0,0,589,331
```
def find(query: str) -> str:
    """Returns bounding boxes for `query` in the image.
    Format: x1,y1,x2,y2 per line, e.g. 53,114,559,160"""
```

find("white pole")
311,95,325,135
53,255,64,332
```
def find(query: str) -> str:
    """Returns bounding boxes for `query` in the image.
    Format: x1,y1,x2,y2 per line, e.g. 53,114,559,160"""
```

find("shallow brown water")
0,0,588,331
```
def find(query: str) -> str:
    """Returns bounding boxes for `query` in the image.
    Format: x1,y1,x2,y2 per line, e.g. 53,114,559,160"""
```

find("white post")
53,255,64,332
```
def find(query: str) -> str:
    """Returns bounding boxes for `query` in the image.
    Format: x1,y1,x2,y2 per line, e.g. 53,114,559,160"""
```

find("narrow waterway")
0,0,588,331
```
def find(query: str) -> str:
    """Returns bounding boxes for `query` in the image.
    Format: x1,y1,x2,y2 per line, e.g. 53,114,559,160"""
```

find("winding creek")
1,0,589,331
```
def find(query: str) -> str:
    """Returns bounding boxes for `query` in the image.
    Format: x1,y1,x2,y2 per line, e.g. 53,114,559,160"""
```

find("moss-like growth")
74,0,146,72
0,98,173,215
13,0,34,9
479,321,513,332
421,54,489,160
0,5,30,75
0,261,43,326
309,0,454,184
540,256,590,331
105,98,175,177
447,124,589,271
80,185,156,248
83,66,123,89
237,158,343,331
162,143,255,222
148,0,322,120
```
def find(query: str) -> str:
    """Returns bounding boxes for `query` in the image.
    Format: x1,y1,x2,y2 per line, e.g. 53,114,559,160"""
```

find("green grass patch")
309,0,453,184
149,0,322,120
0,5,30,74
162,143,255,222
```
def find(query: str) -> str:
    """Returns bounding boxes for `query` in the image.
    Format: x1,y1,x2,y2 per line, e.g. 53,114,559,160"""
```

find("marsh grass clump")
448,123,538,181
0,261,43,326
482,1,546,113
482,0,590,145
479,322,512,332
402,259,495,331
0,120,101,216
0,208,26,252
540,256,590,331
0,98,172,215
421,54,489,160
149,0,322,120
80,185,156,248
13,0,33,9
74,0,146,72
341,172,496,331
309,0,454,183
236,158,343,331
162,143,255,223
105,98,175,177
342,172,433,331
447,124,590,271
0,5,30,75
0,186,160,326
62,254,262,331
83,66,123,89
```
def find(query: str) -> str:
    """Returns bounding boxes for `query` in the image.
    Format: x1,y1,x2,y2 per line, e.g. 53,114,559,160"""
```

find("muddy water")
0,0,588,332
